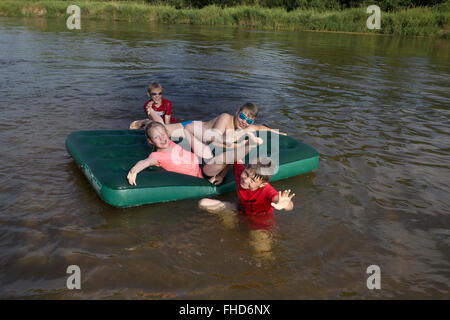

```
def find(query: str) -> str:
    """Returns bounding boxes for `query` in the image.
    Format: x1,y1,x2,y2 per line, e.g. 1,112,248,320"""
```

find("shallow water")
0,17,449,299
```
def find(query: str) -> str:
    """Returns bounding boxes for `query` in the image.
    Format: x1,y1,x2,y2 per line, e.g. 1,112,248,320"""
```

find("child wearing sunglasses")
143,82,179,125
183,102,286,150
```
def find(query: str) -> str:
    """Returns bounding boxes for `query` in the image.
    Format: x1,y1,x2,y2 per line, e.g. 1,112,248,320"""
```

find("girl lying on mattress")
127,121,262,187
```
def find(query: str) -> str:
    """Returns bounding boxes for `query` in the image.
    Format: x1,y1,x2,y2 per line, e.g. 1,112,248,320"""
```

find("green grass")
0,0,448,37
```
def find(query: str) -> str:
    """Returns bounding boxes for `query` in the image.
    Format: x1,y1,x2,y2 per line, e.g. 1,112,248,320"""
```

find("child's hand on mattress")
127,170,137,186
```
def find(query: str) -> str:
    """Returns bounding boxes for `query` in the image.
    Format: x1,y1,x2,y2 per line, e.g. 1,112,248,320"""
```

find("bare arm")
164,114,171,125
127,157,158,186
183,128,214,160
211,130,262,150
251,124,287,136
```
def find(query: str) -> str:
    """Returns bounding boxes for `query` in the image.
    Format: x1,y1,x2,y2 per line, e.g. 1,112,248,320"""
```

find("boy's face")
240,168,266,191
148,87,162,104
234,108,255,130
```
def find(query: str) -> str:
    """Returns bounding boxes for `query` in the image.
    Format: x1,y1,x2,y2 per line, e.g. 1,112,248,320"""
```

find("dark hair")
246,157,274,182
239,102,258,118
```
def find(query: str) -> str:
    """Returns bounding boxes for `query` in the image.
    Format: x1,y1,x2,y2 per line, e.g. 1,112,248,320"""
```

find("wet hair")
148,81,162,94
246,157,274,183
144,121,169,151
239,102,258,118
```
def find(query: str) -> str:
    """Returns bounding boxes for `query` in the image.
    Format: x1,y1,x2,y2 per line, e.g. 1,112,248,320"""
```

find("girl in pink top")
127,122,203,185
149,138,203,179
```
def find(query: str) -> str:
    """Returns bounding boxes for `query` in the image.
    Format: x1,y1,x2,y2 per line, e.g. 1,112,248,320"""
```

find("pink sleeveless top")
149,140,203,179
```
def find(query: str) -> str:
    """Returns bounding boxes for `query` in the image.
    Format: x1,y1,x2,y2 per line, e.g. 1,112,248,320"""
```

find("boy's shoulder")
258,182,278,203
160,98,172,107
217,112,233,121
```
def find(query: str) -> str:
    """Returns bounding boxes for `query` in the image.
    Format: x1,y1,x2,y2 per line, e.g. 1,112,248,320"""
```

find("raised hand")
271,189,295,210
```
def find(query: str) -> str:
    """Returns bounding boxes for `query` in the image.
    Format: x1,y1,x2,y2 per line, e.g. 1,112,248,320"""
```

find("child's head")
239,158,274,191
235,102,259,129
144,121,169,150
147,82,163,103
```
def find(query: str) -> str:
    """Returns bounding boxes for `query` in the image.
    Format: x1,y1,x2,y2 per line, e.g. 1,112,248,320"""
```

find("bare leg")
202,134,262,177
146,108,165,124
165,123,184,138
129,119,151,129
130,107,165,129
184,121,210,143
249,229,274,260
183,128,213,160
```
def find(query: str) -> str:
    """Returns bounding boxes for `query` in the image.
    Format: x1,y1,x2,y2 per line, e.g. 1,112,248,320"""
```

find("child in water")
198,158,295,258
127,122,262,186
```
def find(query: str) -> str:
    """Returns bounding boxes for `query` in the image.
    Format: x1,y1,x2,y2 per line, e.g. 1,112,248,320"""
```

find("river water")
0,17,449,299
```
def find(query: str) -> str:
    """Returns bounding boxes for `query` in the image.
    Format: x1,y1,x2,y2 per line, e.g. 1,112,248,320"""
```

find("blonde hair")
144,121,168,151
148,81,162,93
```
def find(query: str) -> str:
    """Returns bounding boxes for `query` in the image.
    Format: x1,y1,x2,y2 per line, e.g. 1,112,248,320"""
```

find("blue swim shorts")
180,120,193,127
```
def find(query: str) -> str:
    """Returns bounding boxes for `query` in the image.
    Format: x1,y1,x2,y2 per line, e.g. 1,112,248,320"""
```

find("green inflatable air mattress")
65,130,319,208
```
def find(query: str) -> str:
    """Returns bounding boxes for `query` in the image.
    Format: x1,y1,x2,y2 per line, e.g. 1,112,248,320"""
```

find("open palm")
271,189,295,210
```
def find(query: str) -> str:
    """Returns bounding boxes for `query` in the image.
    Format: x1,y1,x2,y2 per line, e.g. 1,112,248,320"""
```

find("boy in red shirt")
199,158,294,221
143,82,179,125
198,158,295,257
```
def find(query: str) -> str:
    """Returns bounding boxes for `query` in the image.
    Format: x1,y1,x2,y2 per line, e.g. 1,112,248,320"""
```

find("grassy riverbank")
0,0,448,37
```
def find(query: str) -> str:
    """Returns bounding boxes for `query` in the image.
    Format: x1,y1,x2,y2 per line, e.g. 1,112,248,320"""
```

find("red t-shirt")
144,98,172,117
233,162,278,216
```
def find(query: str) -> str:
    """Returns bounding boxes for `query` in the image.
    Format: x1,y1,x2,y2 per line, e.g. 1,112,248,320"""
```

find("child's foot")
129,119,149,130
129,120,144,129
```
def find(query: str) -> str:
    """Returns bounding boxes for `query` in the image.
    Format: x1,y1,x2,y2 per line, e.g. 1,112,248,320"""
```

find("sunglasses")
239,112,254,125
150,92,162,96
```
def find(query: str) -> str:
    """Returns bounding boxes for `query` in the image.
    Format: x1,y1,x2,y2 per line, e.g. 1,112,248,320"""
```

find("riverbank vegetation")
0,0,448,37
